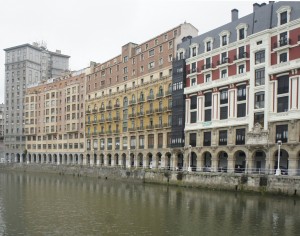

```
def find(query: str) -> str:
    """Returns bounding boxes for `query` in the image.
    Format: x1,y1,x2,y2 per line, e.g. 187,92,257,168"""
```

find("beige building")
85,23,198,167
24,69,87,164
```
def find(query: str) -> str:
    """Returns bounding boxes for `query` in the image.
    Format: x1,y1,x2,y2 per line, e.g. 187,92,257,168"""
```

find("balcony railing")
86,110,91,114
202,63,212,70
106,105,112,110
92,109,97,113
147,95,155,101
137,112,144,117
99,107,105,112
113,116,120,121
155,108,163,113
139,97,145,102
146,109,154,115
156,92,164,98
165,90,172,96
128,127,136,132
217,58,230,65
129,113,136,118
114,104,120,108
234,52,248,60
187,67,201,74
129,100,136,105
146,125,154,130
99,118,105,123
106,117,112,122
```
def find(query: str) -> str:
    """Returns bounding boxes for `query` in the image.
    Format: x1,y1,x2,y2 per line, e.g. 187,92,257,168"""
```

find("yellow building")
85,23,198,167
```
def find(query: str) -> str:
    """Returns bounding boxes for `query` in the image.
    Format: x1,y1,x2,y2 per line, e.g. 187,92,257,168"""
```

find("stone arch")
16,153,20,163
53,154,57,164
33,154,37,163
138,153,143,167
38,154,42,163
94,154,98,166
202,151,212,172
69,154,73,165
64,154,68,165
43,154,47,163
59,154,63,164
107,154,112,166
130,153,134,167
190,151,197,171
165,152,172,170
79,154,84,165
74,154,78,164
114,153,119,166
100,154,104,165
156,152,162,168
86,154,90,165
176,152,184,170
146,152,153,168
217,151,228,172
121,153,126,167
234,150,246,173
22,153,26,163
48,154,52,163
28,154,32,163
252,150,266,174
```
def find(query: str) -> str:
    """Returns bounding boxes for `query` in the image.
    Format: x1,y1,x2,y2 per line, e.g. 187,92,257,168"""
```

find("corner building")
24,70,87,164
85,23,198,168
179,2,300,175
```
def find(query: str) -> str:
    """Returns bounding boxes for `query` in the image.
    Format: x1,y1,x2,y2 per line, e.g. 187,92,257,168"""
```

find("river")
0,171,299,236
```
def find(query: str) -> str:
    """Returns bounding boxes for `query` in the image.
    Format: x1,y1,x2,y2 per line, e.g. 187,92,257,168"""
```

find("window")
255,68,265,86
255,92,265,109
220,107,228,120
148,134,154,148
203,132,211,146
254,112,264,127
192,47,196,57
221,52,227,64
277,97,288,113
148,61,155,69
239,28,245,40
205,74,211,83
123,56,128,62
222,35,227,46
169,41,173,49
189,133,197,147
220,89,228,104
276,125,288,143
280,11,287,25
236,128,245,145
219,130,227,145
221,69,227,78
238,46,245,59
279,32,288,46
277,75,289,94
149,49,154,57
206,41,211,52
238,64,245,74
237,103,246,117
191,78,197,86
237,85,246,101
255,50,265,64
220,89,228,120
279,52,287,63
191,62,196,73
190,112,197,123
204,92,212,122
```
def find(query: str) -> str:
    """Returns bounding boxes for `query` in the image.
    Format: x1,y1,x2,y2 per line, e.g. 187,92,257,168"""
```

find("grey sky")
0,0,261,104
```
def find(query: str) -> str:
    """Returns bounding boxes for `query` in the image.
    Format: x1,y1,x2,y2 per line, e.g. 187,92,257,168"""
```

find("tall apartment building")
85,23,198,168
24,70,87,164
178,1,300,175
3,43,70,162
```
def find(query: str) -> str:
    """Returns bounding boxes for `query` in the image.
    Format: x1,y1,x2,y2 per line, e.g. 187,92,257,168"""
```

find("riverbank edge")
1,163,300,197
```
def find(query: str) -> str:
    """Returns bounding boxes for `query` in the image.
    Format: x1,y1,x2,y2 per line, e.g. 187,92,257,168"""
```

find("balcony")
137,112,144,117
234,52,248,61
272,38,291,50
92,132,98,137
99,118,105,123
114,104,120,109
92,109,97,113
163,122,172,128
155,108,163,113
129,113,136,118
146,109,154,115
165,90,172,96
202,63,212,70
113,129,120,134
86,110,91,114
147,95,155,101
113,116,120,121
156,92,164,98
98,131,105,136
139,145,144,149
106,117,113,122
106,105,112,110
136,126,144,131
93,120,97,124
187,67,201,75
155,124,163,129
128,127,136,132
217,58,230,66
86,121,91,125
99,107,105,112
129,100,136,105
138,97,145,103
146,125,154,130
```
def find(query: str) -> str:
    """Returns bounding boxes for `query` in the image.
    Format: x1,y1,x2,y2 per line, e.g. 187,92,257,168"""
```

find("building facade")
85,23,198,168
3,43,70,162
179,1,300,175
24,70,87,164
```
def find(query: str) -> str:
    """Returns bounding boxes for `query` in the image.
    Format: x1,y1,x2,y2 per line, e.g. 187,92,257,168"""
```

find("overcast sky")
0,0,265,104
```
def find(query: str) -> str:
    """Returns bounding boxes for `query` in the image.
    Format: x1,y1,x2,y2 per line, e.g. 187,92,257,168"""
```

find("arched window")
101,102,104,108
132,94,135,102
168,83,172,93
140,92,144,101
159,86,163,94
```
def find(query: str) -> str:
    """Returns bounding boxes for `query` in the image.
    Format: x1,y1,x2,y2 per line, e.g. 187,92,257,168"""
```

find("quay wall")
1,163,300,197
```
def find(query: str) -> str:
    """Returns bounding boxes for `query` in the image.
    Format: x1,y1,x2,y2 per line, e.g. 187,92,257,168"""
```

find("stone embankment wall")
1,164,299,197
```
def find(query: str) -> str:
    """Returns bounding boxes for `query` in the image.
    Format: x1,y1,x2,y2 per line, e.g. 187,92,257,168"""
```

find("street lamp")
275,140,282,176
187,145,192,172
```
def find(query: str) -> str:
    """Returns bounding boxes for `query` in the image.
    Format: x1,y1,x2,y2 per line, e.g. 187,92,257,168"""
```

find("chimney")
253,3,260,12
231,9,239,22
56,50,61,54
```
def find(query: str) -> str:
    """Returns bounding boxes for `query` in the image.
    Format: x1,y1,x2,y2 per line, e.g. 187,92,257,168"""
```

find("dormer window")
219,30,230,47
277,6,291,26
236,23,248,41
189,43,198,58
204,37,213,52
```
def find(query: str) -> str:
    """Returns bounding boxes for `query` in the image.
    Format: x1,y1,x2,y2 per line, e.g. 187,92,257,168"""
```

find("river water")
0,171,299,236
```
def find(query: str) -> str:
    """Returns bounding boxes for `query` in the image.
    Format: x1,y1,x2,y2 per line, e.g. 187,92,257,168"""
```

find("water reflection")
0,171,299,235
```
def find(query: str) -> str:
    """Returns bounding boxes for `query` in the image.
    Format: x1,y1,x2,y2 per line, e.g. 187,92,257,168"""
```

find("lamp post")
275,140,282,176
187,145,192,172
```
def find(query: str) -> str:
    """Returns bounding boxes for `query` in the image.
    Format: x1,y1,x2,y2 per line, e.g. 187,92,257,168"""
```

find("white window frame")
236,23,248,40
276,6,291,26
219,30,230,47
203,37,214,52
189,43,199,57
